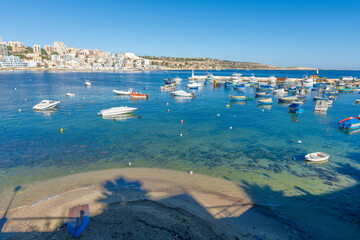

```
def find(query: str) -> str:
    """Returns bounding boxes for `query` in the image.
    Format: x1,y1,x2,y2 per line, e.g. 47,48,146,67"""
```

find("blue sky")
1,0,359,69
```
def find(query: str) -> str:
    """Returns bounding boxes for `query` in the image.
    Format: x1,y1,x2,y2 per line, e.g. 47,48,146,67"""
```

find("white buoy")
230,127,232,129
189,170,193,175
217,114,220,117
262,109,265,112
14,88,16,90
180,133,183,136
234,115,236,117
128,162,132,166
298,140,302,143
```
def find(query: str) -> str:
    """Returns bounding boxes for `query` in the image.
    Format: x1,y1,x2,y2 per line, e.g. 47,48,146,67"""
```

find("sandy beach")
0,168,304,239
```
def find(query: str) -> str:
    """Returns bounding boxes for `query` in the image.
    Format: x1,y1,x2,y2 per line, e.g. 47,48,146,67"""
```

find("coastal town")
0,36,156,71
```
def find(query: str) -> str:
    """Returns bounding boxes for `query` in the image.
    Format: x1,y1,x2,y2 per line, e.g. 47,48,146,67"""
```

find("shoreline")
0,168,304,239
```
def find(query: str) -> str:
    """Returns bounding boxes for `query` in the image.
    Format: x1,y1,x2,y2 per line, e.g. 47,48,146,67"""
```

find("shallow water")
1,70,360,239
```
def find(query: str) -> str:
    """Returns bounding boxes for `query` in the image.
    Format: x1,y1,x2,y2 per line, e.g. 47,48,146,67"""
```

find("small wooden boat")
278,96,298,103
255,92,269,97
214,80,225,87
338,116,360,130
313,96,328,101
257,98,273,105
339,87,354,92
67,204,89,238
187,83,199,89
129,92,149,99
229,95,247,101
288,103,304,113
305,152,330,162
160,85,175,91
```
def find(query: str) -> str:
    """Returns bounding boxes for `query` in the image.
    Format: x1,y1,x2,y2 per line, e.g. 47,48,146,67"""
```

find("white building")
33,44,41,54
53,41,69,55
0,56,28,68
51,55,61,61
0,42,8,57
7,41,24,48
64,53,76,62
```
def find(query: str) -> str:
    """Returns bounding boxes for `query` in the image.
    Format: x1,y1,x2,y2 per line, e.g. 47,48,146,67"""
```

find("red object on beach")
66,204,89,238
129,92,149,99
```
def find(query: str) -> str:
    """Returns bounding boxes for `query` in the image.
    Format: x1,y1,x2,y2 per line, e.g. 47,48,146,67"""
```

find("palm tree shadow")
0,186,21,236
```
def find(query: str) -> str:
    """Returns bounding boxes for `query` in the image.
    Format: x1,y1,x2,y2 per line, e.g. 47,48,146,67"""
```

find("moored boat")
171,90,195,98
160,85,176,91
173,77,182,83
113,88,134,95
84,81,91,86
129,92,149,99
338,87,354,92
255,92,270,97
257,98,273,105
33,100,60,110
278,96,298,103
98,106,137,116
314,100,328,112
338,116,360,130
65,93,75,97
288,103,304,113
229,95,247,101
305,152,330,162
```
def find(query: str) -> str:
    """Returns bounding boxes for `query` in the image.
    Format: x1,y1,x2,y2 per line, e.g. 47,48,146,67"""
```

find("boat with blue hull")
338,117,360,131
288,103,304,113
229,95,247,101
67,204,90,238
257,98,273,105
225,82,235,87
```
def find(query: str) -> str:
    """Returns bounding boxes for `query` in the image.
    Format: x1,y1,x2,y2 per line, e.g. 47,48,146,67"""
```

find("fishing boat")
206,74,214,81
164,78,174,85
229,95,247,101
355,99,360,104
338,87,354,92
33,100,60,110
66,204,89,238
278,96,298,103
84,81,91,86
354,88,360,92
255,92,270,97
113,88,134,95
160,85,176,91
98,106,137,117
257,98,273,105
296,94,307,99
302,76,314,89
288,103,304,113
214,80,225,87
313,96,328,101
225,82,235,88
129,92,149,99
234,83,245,89
171,90,195,98
65,93,75,97
231,73,242,82
249,74,257,83
272,88,285,94
205,79,212,84
338,116,360,130
268,76,277,85
314,100,328,112
305,152,330,162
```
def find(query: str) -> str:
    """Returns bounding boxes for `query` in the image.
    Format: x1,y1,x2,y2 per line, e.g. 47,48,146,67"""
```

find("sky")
1,0,360,69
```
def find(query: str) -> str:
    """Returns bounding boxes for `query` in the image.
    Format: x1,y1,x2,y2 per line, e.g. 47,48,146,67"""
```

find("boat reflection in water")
33,107,59,116
100,113,136,121
229,100,247,105
257,104,272,110
305,159,328,165
289,112,300,122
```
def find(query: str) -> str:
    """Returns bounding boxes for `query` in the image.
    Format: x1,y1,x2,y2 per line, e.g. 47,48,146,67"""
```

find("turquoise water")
1,70,360,239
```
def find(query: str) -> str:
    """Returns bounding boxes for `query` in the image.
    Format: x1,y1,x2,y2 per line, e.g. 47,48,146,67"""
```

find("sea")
1,69,360,239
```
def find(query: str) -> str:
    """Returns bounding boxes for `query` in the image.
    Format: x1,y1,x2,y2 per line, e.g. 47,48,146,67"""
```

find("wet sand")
0,168,304,239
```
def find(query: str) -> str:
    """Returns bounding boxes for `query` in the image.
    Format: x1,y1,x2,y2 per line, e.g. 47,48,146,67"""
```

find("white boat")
302,77,314,88
272,88,285,94
268,76,277,85
97,106,137,117
249,75,258,83
33,100,60,110
231,73,242,81
113,88,133,95
305,152,330,162
187,82,201,89
314,100,328,111
327,100,333,105
173,77,182,83
65,93,75,97
171,90,195,98
85,81,91,86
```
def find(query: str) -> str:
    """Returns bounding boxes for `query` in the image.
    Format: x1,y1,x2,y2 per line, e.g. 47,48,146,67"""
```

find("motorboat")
206,74,214,81
97,106,137,117
171,90,195,98
302,76,314,89
305,152,330,162
278,96,298,103
129,92,149,99
231,73,242,82
65,93,75,97
313,96,328,101
187,83,199,89
225,82,236,88
272,88,285,94
173,77,182,83
229,95,247,101
288,103,304,113
33,100,60,110
257,98,273,105
113,88,134,95
84,81,91,86
338,116,360,130
249,74,257,83
314,100,328,112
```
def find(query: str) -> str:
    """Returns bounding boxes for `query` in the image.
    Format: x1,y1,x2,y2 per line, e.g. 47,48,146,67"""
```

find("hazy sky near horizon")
1,0,359,69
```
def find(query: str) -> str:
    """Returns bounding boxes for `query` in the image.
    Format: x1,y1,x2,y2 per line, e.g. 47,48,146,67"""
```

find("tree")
7,46,12,51
51,52,59,55
41,49,48,55
26,47,33,53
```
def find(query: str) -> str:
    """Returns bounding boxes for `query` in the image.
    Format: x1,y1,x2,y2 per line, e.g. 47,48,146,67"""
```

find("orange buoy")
91,100,93,103
18,109,21,112
69,113,71,115
79,105,82,108
181,120,184,124
168,109,170,112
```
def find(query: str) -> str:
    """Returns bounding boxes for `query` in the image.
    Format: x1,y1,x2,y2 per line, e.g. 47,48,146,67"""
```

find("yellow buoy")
226,105,230,108
60,128,63,133
18,109,21,112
